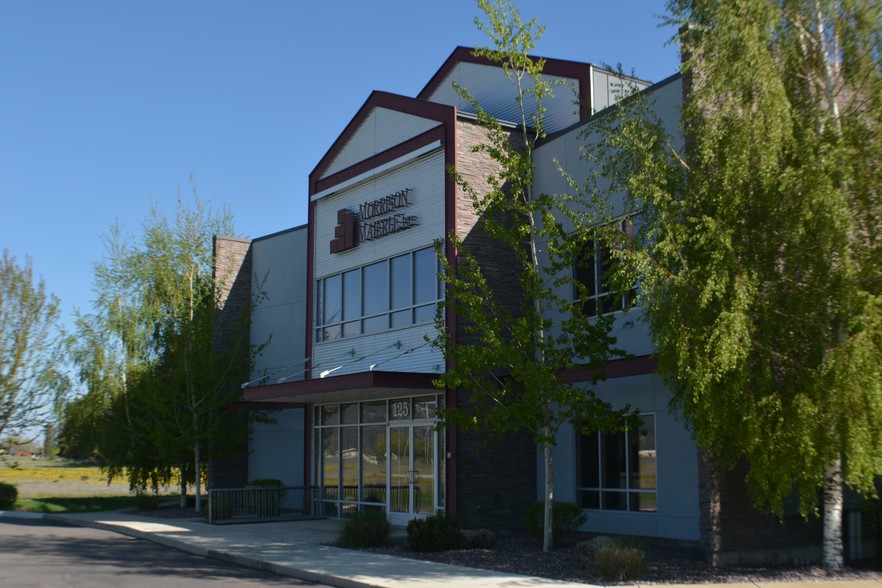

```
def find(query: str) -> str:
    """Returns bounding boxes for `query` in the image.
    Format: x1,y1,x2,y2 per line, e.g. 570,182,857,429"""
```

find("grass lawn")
0,457,176,513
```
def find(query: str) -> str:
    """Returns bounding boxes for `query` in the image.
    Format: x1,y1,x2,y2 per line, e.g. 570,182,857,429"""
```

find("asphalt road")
0,517,324,587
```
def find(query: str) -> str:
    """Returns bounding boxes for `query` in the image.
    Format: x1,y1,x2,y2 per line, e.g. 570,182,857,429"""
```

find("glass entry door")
388,424,435,523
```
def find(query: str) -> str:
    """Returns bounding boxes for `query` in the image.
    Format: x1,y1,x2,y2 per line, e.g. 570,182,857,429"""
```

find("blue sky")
1,0,678,333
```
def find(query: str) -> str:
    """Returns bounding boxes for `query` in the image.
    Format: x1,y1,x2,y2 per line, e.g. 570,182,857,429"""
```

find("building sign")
329,188,419,254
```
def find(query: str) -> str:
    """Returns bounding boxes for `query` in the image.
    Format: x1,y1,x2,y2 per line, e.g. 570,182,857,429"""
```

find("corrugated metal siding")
426,62,582,133
312,149,446,376
313,328,443,378
250,228,309,384
323,108,442,179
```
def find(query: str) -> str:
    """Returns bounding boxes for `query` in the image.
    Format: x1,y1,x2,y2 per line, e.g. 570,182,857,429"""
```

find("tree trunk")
194,442,202,513
543,433,554,553
822,458,844,568
179,465,187,509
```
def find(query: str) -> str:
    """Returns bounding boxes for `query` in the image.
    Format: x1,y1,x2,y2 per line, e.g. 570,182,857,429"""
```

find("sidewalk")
3,509,881,588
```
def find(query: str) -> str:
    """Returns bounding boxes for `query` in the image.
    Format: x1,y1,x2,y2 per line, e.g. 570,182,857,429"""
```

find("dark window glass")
363,261,388,316
601,430,627,489
414,303,436,324
390,254,411,309
579,431,600,487
341,403,358,425
323,274,341,325
362,315,387,334
391,309,411,328
578,414,656,513
414,396,437,419
413,247,437,304
343,269,361,321
321,405,339,426
361,401,386,424
343,321,360,337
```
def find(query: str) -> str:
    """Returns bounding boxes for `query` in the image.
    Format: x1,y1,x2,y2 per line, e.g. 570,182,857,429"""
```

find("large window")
315,396,444,517
316,246,443,342
577,414,657,512
574,216,639,317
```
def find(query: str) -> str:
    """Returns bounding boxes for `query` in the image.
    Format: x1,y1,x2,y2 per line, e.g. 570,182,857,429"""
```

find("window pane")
363,261,388,316
579,489,600,509
579,432,600,488
341,427,359,500
322,274,341,325
413,247,437,304
601,431,627,489
341,403,358,425
343,321,360,337
602,491,627,511
631,415,657,490
599,244,613,294
390,254,411,309
321,405,339,426
363,315,387,334
361,401,386,424
414,303,436,324
361,425,386,502
391,309,410,328
321,428,339,491
414,396,437,419
574,241,598,300
632,492,657,513
323,325,341,342
343,269,361,320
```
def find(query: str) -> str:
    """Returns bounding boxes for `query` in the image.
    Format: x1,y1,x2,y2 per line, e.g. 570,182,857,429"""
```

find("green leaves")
0,250,66,439
61,187,250,494
589,0,882,522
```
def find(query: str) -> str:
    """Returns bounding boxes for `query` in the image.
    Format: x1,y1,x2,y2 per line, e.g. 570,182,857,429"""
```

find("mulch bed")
353,533,882,585
139,506,882,584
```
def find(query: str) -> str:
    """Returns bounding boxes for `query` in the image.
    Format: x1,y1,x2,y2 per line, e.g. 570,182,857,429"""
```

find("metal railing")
208,486,319,524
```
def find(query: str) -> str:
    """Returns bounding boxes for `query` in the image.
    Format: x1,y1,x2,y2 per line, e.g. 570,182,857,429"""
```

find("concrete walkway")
2,510,881,588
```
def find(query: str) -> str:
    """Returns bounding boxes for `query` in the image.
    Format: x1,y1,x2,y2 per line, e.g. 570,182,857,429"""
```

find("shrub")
0,482,17,509
338,510,390,548
461,528,496,549
524,501,587,542
593,546,645,582
407,513,463,552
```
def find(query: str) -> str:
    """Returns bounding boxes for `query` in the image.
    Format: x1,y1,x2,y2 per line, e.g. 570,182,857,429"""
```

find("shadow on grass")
15,495,141,513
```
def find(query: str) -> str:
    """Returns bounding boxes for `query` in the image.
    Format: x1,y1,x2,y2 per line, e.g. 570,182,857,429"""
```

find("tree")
0,249,68,440
63,187,253,511
586,0,882,568
432,0,631,552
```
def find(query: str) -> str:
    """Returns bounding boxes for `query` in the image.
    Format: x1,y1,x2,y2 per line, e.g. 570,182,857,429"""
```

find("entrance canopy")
242,370,439,405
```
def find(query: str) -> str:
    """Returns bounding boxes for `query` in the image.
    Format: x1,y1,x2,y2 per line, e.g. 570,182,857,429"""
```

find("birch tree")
0,250,67,439
432,0,631,552
64,189,252,511
587,0,882,568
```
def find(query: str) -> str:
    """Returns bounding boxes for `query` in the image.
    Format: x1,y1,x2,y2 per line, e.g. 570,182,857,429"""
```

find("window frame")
315,246,442,343
576,413,657,513
573,214,640,317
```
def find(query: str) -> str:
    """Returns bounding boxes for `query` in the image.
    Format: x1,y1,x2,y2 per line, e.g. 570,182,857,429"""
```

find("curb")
40,513,378,588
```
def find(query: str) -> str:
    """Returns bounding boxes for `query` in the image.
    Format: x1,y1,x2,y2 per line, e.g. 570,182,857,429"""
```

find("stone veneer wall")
208,236,253,490
698,456,823,565
451,118,537,531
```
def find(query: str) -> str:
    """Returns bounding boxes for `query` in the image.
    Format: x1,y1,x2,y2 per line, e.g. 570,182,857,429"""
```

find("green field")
0,457,174,513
